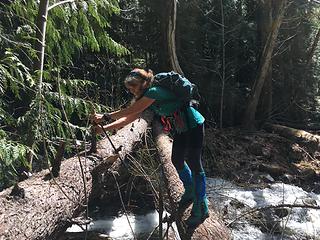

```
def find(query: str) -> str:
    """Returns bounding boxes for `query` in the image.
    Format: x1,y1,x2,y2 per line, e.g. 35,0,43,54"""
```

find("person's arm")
95,96,154,134
110,96,155,119
95,113,141,134
91,96,154,123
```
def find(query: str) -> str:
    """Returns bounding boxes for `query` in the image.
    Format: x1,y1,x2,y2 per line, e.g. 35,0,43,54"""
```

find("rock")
258,163,287,177
299,168,317,181
230,199,246,209
274,208,289,218
253,210,282,234
262,174,275,183
302,197,318,206
281,174,295,183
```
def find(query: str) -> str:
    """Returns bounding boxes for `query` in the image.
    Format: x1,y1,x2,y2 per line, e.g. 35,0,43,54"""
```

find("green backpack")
153,71,200,107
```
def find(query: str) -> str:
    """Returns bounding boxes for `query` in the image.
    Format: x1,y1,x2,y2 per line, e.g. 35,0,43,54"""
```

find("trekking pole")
98,123,123,155
96,122,128,168
89,110,122,155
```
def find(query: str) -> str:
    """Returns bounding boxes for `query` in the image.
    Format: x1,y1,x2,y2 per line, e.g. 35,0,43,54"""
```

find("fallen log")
0,111,153,240
264,123,320,148
152,120,231,240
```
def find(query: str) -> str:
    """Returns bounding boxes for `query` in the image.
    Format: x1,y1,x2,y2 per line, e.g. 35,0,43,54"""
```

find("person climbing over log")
90,68,209,227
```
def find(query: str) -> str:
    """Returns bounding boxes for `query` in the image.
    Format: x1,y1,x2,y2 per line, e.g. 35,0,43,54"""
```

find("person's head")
124,68,154,98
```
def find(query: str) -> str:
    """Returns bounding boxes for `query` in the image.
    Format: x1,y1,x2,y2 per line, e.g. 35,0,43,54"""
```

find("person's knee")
187,159,203,174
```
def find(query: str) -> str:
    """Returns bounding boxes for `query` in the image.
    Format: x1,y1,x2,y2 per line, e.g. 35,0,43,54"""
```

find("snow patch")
207,178,320,240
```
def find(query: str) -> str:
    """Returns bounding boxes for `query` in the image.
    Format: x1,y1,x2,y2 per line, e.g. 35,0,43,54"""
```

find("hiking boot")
185,171,209,228
177,163,194,210
185,197,209,228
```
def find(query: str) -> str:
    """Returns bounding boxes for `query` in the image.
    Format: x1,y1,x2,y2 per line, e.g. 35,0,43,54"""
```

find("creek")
63,177,320,239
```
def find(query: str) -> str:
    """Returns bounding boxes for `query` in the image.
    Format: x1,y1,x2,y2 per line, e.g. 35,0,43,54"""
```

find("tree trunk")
34,0,49,72
26,0,50,173
0,111,153,240
160,0,184,74
307,28,320,65
242,0,287,129
152,120,231,240
257,0,273,121
264,123,320,147
219,0,225,129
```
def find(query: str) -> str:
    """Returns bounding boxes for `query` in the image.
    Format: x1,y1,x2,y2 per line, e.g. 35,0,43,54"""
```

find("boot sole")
186,212,210,228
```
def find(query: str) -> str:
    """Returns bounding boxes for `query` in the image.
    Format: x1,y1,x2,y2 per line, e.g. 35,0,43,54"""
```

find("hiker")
91,68,209,227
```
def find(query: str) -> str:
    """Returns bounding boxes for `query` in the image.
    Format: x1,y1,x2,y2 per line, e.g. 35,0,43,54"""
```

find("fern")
0,136,31,189
0,49,34,97
60,78,98,94
45,91,109,118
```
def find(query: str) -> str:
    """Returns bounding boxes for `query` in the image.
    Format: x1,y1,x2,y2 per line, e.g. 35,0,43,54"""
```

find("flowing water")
207,178,320,240
65,206,179,240
64,177,320,239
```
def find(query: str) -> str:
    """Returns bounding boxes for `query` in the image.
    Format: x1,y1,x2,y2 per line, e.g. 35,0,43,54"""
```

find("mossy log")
0,111,153,240
152,120,231,240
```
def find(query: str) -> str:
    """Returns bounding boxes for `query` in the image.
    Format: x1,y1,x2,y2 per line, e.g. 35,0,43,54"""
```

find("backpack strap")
181,103,191,130
160,116,172,133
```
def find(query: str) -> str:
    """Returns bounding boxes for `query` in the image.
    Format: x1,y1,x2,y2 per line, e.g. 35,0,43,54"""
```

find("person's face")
126,81,147,98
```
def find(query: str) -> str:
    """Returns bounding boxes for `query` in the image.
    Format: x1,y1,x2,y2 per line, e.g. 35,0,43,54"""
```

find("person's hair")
124,68,154,88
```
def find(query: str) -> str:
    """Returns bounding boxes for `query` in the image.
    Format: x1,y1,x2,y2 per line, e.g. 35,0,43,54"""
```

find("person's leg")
172,131,187,170
172,132,194,209
185,124,209,227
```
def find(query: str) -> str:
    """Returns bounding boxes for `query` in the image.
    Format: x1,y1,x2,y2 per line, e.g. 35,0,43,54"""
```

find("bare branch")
228,203,320,227
48,0,75,11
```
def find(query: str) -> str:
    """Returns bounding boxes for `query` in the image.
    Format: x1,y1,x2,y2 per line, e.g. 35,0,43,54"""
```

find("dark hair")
124,68,154,87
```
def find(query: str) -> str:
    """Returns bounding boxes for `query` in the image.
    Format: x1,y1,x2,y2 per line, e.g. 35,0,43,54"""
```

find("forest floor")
204,127,320,193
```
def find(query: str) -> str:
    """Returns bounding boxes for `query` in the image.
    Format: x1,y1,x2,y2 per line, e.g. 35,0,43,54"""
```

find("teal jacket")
143,86,205,133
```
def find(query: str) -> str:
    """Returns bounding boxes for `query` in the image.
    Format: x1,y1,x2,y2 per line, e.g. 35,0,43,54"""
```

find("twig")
146,224,159,240
227,203,320,226
110,171,137,240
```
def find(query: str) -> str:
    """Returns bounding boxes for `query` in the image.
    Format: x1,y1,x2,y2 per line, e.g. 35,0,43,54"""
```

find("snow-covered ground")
207,178,320,240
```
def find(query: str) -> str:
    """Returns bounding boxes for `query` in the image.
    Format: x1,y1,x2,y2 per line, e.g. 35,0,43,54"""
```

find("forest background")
1,0,320,190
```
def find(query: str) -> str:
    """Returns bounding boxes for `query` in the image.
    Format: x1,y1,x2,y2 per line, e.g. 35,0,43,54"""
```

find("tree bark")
34,0,49,72
167,0,183,74
257,0,273,121
160,0,184,74
307,27,320,65
242,0,287,129
152,120,231,240
0,111,153,240
219,0,225,129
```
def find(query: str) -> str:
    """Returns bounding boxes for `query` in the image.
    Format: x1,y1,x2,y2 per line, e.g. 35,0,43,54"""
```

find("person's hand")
102,113,112,122
90,113,104,124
